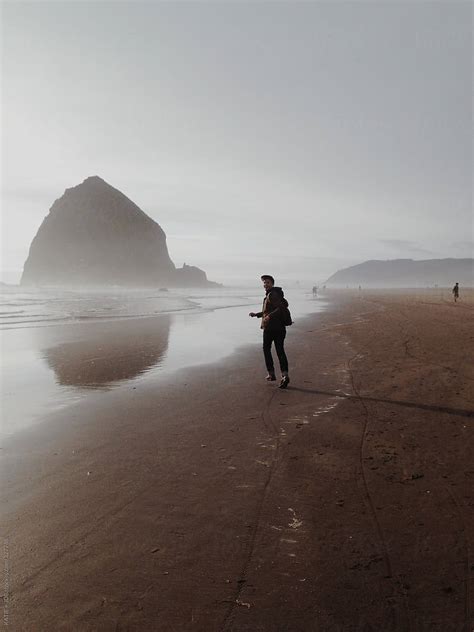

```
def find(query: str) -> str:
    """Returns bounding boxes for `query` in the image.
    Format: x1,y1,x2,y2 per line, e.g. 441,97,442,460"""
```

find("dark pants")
263,328,288,374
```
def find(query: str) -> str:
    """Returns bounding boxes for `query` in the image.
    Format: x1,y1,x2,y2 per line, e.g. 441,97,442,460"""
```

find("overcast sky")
1,0,472,285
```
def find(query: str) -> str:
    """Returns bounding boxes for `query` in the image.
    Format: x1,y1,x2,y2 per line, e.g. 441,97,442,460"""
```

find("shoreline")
0,288,327,438
0,301,329,455
2,290,473,631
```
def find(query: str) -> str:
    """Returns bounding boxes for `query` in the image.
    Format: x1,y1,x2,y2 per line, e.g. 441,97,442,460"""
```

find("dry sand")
1,289,473,631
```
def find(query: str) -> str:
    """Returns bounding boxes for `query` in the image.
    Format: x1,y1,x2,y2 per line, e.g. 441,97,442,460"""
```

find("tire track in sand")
219,388,281,632
346,304,412,631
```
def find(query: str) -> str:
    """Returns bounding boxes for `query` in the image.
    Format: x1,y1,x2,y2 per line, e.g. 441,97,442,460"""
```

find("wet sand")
1,289,473,631
0,289,324,436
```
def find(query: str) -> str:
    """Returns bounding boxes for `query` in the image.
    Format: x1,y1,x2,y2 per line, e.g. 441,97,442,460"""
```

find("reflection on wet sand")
42,316,170,388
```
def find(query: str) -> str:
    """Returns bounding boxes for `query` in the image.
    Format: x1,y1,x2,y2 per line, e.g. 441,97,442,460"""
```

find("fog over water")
2,1,472,285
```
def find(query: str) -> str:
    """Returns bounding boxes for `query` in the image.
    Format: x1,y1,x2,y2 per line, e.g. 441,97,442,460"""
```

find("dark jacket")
256,286,288,330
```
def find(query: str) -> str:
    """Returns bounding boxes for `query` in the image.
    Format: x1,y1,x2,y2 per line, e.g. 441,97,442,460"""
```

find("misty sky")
1,1,472,285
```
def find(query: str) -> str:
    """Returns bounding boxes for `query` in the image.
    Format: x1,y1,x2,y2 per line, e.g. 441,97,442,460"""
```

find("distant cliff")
21,176,220,288
325,258,474,288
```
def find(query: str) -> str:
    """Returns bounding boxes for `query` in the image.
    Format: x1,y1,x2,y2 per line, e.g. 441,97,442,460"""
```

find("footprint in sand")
288,508,303,529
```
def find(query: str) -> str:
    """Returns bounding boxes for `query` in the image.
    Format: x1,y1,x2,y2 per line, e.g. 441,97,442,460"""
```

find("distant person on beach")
312,285,318,297
452,282,459,302
249,275,290,389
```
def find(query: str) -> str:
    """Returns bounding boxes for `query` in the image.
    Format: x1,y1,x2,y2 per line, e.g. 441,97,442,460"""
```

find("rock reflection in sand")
42,316,170,388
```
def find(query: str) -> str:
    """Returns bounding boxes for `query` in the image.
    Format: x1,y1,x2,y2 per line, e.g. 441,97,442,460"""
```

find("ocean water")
0,285,326,437
0,286,251,329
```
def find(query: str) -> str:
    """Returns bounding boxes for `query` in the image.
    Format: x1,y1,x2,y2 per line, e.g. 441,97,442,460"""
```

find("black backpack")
281,298,293,326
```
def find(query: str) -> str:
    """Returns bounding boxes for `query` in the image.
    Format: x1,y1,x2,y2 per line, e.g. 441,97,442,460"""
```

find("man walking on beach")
249,275,290,389
452,282,459,302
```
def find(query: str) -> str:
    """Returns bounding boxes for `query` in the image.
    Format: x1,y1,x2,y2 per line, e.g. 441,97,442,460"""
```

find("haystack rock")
21,176,220,288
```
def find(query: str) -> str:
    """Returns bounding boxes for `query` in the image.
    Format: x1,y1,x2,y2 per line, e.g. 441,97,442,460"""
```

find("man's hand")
249,312,256,317
263,315,270,325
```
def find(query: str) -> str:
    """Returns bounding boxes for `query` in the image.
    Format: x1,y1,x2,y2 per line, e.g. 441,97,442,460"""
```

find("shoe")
266,373,276,381
279,375,290,389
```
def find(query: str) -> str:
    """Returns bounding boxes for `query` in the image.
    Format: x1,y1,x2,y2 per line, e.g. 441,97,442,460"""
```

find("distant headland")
325,258,473,288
